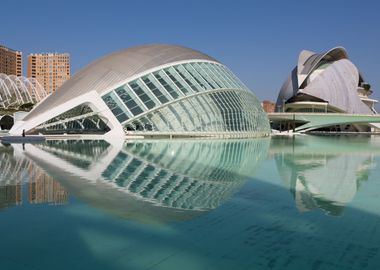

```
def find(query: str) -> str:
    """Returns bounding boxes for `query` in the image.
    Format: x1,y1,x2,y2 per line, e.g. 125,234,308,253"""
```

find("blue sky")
2,0,380,104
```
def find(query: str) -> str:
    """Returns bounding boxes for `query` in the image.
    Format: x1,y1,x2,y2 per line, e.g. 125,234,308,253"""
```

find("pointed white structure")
276,47,377,114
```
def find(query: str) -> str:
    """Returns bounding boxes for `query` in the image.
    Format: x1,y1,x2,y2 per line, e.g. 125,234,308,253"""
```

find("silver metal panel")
277,46,374,115
275,67,298,111
302,59,372,114
298,47,348,87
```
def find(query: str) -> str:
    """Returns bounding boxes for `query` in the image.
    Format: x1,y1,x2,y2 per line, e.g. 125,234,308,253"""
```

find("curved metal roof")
276,47,373,114
301,59,372,114
298,47,348,87
24,44,218,120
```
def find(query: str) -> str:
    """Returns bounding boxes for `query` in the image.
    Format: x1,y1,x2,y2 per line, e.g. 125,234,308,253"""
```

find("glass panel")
214,64,240,88
115,87,144,116
220,65,247,90
141,76,169,104
102,92,129,123
200,62,228,88
175,65,201,92
153,71,180,99
164,68,189,94
116,113,129,122
184,63,212,90
193,95,213,127
174,101,195,130
208,63,233,88
191,62,221,89
156,110,174,131
129,80,156,109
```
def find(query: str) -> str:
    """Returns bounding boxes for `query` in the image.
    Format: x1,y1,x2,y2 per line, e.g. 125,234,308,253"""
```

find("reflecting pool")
0,135,379,270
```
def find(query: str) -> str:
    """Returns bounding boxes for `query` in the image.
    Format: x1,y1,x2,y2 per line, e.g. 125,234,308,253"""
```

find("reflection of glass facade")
100,139,270,210
31,139,269,211
102,61,270,136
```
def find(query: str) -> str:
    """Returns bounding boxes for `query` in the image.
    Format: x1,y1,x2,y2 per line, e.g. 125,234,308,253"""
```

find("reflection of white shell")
273,136,376,215
276,47,371,114
300,156,360,204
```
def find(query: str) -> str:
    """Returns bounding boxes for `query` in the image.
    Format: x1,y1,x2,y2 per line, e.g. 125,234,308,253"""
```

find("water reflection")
23,138,270,222
0,144,68,209
270,136,378,215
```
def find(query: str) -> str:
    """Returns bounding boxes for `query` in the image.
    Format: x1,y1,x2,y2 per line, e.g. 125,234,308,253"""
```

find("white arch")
298,47,349,88
0,73,47,110
9,75,31,104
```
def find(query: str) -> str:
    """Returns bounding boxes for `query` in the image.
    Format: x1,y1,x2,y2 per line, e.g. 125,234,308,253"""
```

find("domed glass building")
11,44,270,138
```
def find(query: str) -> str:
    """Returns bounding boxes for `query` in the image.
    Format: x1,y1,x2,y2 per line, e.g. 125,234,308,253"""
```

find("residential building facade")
28,53,70,93
0,45,22,76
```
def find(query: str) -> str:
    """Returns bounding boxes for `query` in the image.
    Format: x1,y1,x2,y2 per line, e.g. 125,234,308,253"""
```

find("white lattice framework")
0,73,47,110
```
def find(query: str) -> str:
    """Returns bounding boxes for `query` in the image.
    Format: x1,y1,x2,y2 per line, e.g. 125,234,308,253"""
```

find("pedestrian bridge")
268,112,380,132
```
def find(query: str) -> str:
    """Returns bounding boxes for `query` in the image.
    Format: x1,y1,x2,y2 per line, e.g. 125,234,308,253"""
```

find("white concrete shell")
11,44,270,138
276,47,372,114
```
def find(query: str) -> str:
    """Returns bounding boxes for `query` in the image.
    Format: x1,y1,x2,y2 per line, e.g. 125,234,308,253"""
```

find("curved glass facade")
36,104,111,134
102,61,270,137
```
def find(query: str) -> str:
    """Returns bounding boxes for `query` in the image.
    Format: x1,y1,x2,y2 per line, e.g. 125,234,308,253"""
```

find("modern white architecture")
272,47,379,132
10,44,270,138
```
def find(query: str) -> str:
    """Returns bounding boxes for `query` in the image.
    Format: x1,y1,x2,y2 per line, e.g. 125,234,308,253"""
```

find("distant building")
262,100,275,113
0,44,22,76
28,53,70,94
276,46,377,115
271,46,380,133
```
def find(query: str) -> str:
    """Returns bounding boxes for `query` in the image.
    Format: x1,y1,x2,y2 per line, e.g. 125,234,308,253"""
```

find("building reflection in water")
28,173,68,205
22,138,270,223
270,136,377,216
0,144,68,209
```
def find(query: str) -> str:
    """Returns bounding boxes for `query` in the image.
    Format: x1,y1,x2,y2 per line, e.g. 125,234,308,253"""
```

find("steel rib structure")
0,73,47,110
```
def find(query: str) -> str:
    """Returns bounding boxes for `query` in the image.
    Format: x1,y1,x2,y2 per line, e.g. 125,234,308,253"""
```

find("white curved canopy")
276,46,373,114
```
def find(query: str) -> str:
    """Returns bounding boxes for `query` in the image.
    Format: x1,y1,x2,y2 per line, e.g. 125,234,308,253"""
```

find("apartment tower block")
0,45,22,76
28,53,70,93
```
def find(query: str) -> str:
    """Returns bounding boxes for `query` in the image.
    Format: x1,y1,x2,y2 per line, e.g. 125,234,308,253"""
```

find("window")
142,76,169,104
129,80,156,109
153,71,180,99
115,87,144,116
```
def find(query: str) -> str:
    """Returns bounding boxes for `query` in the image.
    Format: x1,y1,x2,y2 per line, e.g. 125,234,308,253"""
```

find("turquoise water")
0,135,379,270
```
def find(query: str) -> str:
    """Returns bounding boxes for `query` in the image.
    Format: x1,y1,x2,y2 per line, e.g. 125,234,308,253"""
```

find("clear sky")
2,0,380,106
